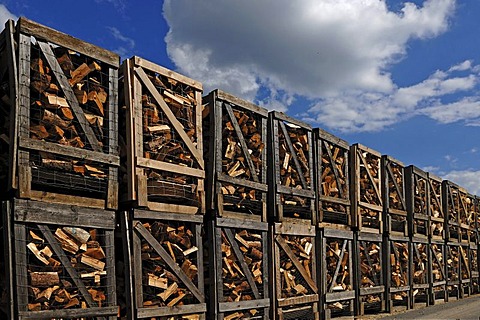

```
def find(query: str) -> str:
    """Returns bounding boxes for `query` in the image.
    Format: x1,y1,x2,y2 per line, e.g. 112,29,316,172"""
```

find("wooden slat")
19,138,119,165
134,56,202,91
138,304,206,318
275,235,317,293
218,298,270,313
37,40,102,152
134,66,204,169
2,202,14,318
137,157,205,178
18,307,118,320
217,173,268,192
18,17,119,67
134,222,204,302
224,102,259,182
6,20,18,190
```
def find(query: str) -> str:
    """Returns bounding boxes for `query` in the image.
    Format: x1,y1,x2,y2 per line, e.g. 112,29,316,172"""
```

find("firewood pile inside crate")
429,240,447,305
10,199,117,319
476,196,480,244
442,181,462,243
314,129,351,228
350,144,383,233
429,174,445,240
469,243,479,293
382,156,408,236
410,239,430,307
445,242,461,300
119,56,204,215
121,210,206,320
354,232,386,316
14,17,120,210
405,166,429,238
207,218,269,320
271,223,319,320
385,236,410,311
268,111,315,224
320,228,355,319
459,244,471,297
461,193,478,244
202,90,268,221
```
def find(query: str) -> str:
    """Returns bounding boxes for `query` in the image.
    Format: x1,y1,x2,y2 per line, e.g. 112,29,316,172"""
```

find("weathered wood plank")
137,157,205,179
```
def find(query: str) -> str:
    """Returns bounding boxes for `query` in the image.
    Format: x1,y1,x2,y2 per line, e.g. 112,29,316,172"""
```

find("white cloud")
163,0,455,123
443,170,480,195
107,26,135,58
95,0,126,12
0,4,17,26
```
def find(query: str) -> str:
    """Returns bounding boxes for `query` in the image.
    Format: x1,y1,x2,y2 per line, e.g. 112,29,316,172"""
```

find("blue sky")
1,0,480,193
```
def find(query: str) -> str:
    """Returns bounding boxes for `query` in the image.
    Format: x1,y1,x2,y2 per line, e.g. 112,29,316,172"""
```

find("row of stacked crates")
1,17,480,320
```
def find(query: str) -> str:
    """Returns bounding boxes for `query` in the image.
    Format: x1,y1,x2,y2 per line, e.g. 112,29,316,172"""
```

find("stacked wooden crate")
429,174,445,240
442,181,463,300
0,18,120,319
463,193,478,295
429,240,447,304
314,129,354,319
118,57,207,319
382,156,410,312
405,166,430,307
268,111,318,319
350,144,386,316
203,90,270,320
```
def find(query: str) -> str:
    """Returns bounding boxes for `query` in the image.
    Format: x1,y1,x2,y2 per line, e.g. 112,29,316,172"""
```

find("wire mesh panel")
203,90,268,222
405,166,429,238
11,198,117,320
410,238,430,308
123,209,206,319
429,174,445,240
271,222,318,319
354,232,386,316
14,17,119,210
350,144,383,234
442,181,463,243
385,236,411,311
320,228,355,319
268,111,315,224
314,129,351,228
120,56,204,215
208,218,269,320
382,156,408,237
429,240,447,305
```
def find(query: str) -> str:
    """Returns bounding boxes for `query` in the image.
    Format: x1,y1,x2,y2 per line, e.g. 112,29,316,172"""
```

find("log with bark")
139,220,200,308
25,225,108,311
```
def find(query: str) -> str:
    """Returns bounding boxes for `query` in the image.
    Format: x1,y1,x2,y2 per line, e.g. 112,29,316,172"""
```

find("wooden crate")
120,56,204,215
268,111,315,225
476,196,480,244
271,222,319,320
429,239,447,305
8,198,117,319
119,209,206,319
410,237,430,308
469,243,479,293
11,18,120,210
350,144,383,234
202,90,268,222
442,181,463,242
405,166,429,239
384,235,411,312
314,129,351,229
445,241,461,301
382,156,408,237
353,232,386,316
428,174,445,240
462,193,478,244
319,228,355,319
207,217,270,320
